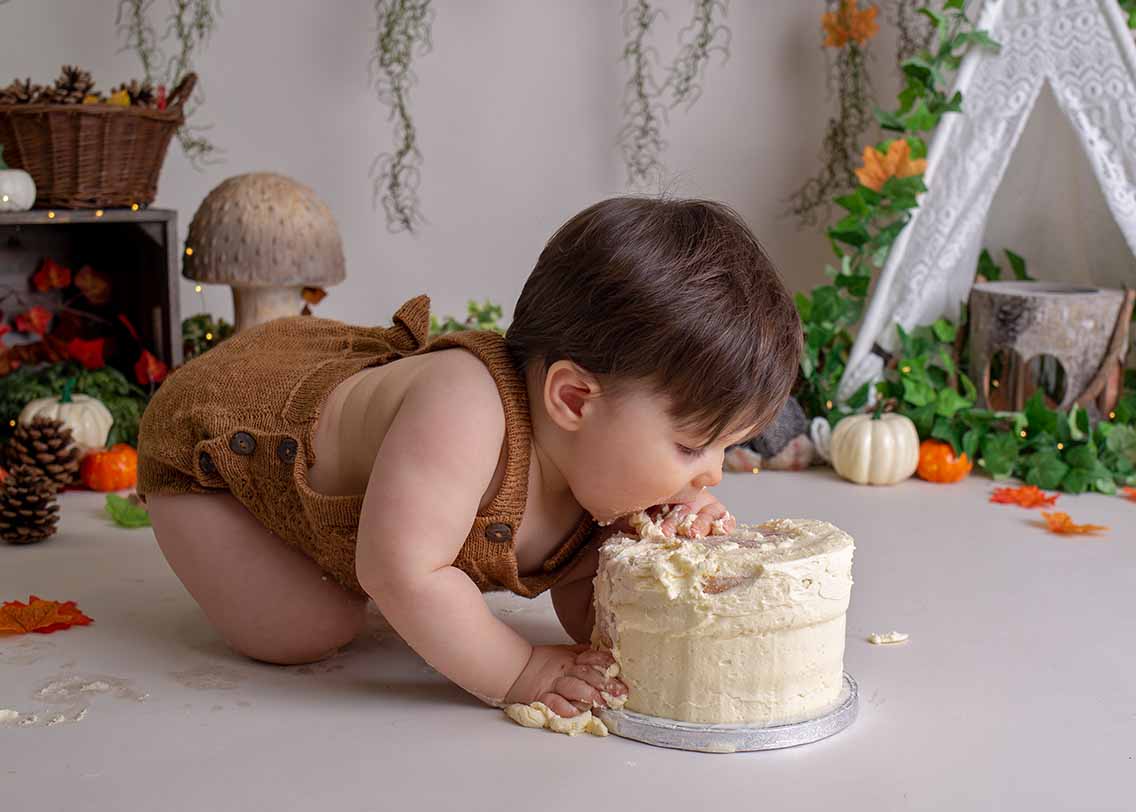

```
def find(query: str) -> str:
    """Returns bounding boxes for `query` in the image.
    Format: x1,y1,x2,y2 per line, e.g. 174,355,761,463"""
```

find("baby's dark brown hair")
506,195,802,445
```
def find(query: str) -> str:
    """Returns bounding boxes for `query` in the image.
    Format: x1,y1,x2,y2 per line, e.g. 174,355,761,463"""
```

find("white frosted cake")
591,511,854,725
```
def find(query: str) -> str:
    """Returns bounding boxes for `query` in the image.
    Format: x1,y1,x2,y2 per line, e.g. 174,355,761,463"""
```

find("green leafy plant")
0,362,150,448
795,0,999,424
874,305,1136,494
429,299,506,338
181,312,234,361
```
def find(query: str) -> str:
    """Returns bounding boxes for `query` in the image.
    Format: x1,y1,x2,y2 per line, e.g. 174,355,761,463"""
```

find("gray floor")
2,467,1133,811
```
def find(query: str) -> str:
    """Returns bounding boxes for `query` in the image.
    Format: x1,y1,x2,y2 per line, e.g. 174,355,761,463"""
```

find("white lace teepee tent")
838,0,1136,403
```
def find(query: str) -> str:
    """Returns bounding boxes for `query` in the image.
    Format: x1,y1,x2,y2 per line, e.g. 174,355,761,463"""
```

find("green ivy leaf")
794,291,812,322
1005,249,1030,281
1063,443,1097,470
846,382,872,411
1024,451,1069,491
105,494,152,528
899,100,939,132
962,427,985,462
1024,392,1059,437
1061,468,1091,494
874,108,905,132
980,433,1020,479
931,318,957,343
903,378,937,408
935,388,972,418
1104,424,1136,465
977,248,1001,281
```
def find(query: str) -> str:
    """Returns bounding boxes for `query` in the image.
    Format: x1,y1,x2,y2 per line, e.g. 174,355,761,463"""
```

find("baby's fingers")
538,692,584,718
551,675,605,711
567,663,623,696
574,648,614,668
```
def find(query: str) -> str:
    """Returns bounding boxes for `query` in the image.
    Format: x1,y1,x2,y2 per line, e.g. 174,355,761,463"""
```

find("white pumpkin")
19,386,114,453
0,146,36,212
830,412,920,486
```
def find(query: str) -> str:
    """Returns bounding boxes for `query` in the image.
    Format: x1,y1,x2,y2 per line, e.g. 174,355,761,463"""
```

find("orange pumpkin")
80,443,138,492
916,439,972,483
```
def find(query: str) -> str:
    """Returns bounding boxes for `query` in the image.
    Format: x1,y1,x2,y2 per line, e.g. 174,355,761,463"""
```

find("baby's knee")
226,601,366,666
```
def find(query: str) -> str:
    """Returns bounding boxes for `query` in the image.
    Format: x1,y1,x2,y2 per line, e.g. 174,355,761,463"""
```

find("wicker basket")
0,73,196,209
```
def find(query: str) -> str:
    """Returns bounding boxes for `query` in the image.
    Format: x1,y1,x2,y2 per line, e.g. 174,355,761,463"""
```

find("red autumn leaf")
302,286,327,305
14,305,52,336
1038,511,1108,536
66,336,107,370
990,484,1059,509
74,265,112,305
117,312,141,341
0,596,93,635
1122,486,1136,503
31,257,72,292
134,349,168,385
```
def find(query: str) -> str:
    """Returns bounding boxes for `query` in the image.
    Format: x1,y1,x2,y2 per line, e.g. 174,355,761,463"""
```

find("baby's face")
567,383,757,524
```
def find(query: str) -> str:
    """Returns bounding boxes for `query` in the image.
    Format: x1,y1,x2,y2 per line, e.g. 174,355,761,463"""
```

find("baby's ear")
543,360,600,429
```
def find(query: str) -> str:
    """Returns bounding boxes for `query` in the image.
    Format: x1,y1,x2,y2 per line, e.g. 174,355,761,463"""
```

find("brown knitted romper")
135,294,599,599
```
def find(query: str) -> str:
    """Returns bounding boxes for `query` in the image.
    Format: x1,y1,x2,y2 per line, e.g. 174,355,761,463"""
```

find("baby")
136,194,802,720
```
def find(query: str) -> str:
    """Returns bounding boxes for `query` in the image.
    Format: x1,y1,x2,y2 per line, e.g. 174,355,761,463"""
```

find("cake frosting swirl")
590,511,854,725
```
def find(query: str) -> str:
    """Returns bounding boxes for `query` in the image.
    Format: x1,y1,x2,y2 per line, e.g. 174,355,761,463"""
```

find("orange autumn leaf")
990,484,1059,509
855,139,927,192
302,286,327,305
1039,512,1108,536
1123,486,1136,502
0,596,93,635
32,257,72,292
822,0,879,48
14,305,53,336
75,265,112,306
134,349,168,385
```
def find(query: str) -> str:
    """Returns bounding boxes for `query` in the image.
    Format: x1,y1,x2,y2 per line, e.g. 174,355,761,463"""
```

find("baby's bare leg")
147,492,367,665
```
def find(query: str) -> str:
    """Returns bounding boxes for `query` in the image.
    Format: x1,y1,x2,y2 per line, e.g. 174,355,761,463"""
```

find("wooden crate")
0,207,182,370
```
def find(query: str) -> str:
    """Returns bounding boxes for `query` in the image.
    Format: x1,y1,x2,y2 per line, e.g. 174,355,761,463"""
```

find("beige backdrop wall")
2,0,1131,329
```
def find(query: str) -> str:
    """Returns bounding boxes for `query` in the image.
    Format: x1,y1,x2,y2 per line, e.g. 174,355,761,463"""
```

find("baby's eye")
676,443,704,458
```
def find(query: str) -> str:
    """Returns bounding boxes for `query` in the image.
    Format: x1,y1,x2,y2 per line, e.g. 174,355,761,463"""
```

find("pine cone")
4,417,81,491
0,464,61,545
0,78,43,105
32,85,68,105
53,65,95,104
111,79,156,107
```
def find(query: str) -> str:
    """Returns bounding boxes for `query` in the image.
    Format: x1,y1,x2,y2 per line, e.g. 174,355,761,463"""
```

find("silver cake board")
597,671,858,753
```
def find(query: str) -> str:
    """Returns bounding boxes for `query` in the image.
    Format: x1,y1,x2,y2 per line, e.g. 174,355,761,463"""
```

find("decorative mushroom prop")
183,172,345,332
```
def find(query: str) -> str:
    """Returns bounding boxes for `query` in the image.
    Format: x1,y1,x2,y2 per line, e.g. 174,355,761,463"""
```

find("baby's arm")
354,354,531,706
550,544,600,645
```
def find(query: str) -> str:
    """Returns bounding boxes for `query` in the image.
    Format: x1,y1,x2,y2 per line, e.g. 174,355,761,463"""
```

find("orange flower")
822,0,879,48
990,485,1059,509
0,596,93,635
1039,512,1108,536
855,139,927,192
1123,486,1136,502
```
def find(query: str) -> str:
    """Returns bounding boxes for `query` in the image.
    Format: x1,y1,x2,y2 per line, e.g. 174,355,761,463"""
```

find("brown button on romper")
136,294,599,599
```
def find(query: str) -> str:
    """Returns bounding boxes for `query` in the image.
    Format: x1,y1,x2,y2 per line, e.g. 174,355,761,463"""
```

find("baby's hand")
504,644,628,718
658,491,735,539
